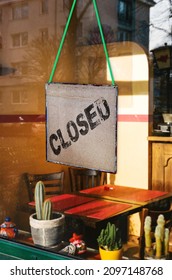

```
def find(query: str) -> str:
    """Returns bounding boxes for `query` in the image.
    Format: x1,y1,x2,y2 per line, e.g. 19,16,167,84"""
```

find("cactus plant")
155,225,163,258
97,222,122,251
144,216,152,249
164,228,169,256
34,181,52,220
42,199,52,220
144,214,170,259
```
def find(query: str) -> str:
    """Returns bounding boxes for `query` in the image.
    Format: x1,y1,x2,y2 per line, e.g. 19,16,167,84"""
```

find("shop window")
40,0,48,15
11,32,28,47
12,90,28,104
12,2,28,20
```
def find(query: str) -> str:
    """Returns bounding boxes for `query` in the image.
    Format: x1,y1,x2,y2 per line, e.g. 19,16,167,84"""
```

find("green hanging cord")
92,0,115,86
48,0,77,83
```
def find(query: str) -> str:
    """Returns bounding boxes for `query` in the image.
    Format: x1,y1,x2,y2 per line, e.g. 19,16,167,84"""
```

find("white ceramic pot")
29,212,65,247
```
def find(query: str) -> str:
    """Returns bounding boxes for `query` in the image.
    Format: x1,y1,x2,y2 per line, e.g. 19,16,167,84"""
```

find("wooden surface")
64,199,134,220
149,141,172,192
28,185,172,228
80,185,170,205
29,194,95,211
148,136,172,142
29,193,141,227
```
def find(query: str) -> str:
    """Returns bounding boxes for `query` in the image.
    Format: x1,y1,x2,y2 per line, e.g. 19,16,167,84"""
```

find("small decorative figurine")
0,216,18,238
69,233,86,255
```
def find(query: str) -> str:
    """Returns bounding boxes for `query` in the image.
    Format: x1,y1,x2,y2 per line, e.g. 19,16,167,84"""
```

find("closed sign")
46,83,118,172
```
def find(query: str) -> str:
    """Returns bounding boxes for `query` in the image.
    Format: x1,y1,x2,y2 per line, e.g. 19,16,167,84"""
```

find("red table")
28,186,172,227
29,193,141,227
80,184,171,206
29,193,95,211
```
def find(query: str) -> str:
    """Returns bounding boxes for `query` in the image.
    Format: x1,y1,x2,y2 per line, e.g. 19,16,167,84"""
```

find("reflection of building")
0,0,154,115
0,1,156,235
78,0,155,49
0,0,67,114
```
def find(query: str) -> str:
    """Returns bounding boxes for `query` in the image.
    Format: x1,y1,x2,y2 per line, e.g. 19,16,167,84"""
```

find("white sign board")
46,83,118,172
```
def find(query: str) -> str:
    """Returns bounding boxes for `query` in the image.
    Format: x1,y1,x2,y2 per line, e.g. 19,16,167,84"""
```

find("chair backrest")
69,167,106,192
139,206,172,259
23,171,65,202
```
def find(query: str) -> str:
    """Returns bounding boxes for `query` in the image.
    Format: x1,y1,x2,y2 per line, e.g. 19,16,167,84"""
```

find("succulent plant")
144,216,152,249
164,228,169,256
97,222,122,251
34,181,52,220
155,225,163,258
144,214,169,258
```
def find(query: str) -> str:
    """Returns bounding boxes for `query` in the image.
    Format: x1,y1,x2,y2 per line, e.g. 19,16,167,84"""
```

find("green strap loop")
48,0,77,83
49,0,115,86
92,0,115,86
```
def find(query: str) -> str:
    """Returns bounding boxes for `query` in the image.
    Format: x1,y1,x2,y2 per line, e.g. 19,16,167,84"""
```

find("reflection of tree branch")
77,0,92,22
24,35,72,84
150,23,171,34
63,0,92,23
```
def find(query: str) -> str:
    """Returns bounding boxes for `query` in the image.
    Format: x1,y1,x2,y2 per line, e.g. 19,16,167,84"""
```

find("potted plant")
97,222,123,260
144,214,170,259
29,181,65,247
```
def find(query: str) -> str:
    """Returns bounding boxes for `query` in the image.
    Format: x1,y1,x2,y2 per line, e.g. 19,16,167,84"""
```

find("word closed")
46,83,118,172
49,97,110,156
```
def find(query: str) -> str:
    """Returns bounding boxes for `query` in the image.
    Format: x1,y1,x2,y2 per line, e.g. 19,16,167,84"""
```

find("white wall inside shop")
107,42,149,236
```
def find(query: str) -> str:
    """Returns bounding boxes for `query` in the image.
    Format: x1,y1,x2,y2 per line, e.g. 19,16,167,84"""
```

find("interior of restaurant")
0,0,172,260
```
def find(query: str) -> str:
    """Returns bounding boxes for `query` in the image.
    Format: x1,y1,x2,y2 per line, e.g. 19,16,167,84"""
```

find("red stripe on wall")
0,114,45,123
118,114,149,122
0,114,149,123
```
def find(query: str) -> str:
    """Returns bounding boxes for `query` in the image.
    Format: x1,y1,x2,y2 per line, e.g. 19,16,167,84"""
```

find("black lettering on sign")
57,129,71,149
67,121,79,142
96,97,110,121
49,134,61,155
76,113,89,136
84,103,101,130
49,97,111,156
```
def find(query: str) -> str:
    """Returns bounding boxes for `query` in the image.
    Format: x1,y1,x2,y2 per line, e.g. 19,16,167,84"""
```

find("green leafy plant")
34,181,52,220
97,222,122,251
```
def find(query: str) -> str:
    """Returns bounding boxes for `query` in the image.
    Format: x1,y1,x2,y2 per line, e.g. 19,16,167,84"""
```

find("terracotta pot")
99,246,123,260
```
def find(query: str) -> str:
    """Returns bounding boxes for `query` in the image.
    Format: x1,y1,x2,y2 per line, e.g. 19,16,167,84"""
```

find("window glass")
118,0,133,25
40,0,48,14
0,0,171,229
12,32,28,47
12,2,28,20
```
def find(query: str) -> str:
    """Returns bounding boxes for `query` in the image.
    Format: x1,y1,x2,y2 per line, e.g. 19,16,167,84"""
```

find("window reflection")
40,0,48,15
0,0,157,116
12,2,28,20
0,0,171,229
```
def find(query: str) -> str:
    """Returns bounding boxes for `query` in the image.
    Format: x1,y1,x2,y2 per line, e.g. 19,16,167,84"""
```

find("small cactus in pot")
97,222,122,260
29,180,65,247
34,181,52,220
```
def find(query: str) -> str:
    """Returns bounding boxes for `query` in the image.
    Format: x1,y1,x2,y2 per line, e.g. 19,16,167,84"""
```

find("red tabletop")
29,194,95,211
64,199,133,220
80,185,169,204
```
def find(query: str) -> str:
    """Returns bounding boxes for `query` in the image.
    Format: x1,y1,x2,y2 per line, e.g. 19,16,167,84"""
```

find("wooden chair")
23,171,65,202
69,167,106,192
139,206,172,259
